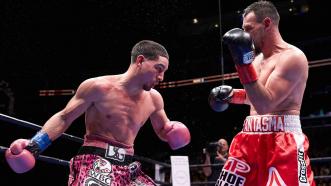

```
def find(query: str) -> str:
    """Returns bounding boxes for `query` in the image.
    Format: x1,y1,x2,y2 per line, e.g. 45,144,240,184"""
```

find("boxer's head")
131,40,169,64
243,1,279,26
130,40,169,91
242,1,280,54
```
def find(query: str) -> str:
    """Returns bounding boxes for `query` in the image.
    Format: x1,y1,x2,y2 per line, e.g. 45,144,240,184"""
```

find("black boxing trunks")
216,115,316,186
68,138,156,186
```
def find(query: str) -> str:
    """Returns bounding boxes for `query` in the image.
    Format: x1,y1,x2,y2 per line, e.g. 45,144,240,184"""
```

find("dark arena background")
1,0,331,185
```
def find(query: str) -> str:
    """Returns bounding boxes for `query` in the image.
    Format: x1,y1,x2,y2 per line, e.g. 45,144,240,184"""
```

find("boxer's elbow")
250,93,280,114
57,109,77,125
45,111,73,135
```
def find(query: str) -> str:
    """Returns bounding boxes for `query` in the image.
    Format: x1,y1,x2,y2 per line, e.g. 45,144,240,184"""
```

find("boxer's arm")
208,85,248,112
6,78,102,173
231,89,249,104
244,52,308,114
149,89,191,150
223,28,258,84
41,78,101,140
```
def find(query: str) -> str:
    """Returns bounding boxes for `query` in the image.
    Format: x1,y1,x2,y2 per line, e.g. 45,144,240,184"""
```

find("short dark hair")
243,1,280,25
131,40,169,63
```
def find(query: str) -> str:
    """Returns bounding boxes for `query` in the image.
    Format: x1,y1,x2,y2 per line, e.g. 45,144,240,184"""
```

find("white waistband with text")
242,115,302,133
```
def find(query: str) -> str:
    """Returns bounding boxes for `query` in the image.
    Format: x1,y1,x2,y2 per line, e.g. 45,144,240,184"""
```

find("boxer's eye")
155,64,165,73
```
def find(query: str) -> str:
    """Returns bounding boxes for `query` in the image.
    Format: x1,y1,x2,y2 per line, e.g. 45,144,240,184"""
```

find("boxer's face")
140,55,169,91
243,12,264,54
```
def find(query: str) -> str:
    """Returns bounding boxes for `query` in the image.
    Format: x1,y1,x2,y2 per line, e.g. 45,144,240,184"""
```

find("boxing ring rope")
1,112,331,185
0,113,84,143
37,58,331,95
157,58,331,89
0,113,171,166
0,113,171,184
0,145,70,167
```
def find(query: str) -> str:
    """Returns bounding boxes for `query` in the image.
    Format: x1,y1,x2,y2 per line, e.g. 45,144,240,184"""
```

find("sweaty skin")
242,12,308,116
39,55,174,146
215,3,315,186
6,40,191,181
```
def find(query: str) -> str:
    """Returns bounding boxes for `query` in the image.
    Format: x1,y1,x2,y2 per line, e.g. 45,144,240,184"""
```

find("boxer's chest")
256,55,279,85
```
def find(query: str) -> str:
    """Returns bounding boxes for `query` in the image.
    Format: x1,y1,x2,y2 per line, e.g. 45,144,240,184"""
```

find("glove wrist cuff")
230,89,246,104
26,131,52,157
235,64,258,84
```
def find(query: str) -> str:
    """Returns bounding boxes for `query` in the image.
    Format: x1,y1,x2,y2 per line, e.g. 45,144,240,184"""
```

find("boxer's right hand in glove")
5,131,52,173
208,85,246,112
5,139,36,173
223,28,257,84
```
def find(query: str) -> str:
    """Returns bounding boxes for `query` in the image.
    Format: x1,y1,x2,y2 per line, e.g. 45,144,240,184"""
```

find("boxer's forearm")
243,82,279,114
41,111,73,141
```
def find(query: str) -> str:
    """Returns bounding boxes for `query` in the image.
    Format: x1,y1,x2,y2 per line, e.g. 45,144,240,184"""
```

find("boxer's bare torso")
248,44,308,115
84,75,159,146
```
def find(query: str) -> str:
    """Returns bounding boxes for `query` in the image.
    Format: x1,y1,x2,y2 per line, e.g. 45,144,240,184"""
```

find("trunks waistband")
242,115,302,133
77,145,134,166
83,134,134,155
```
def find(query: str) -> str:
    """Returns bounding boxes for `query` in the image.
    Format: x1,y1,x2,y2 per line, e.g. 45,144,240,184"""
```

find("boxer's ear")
263,17,272,30
136,55,145,66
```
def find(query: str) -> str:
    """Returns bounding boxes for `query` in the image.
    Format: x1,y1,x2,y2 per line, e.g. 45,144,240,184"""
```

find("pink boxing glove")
5,139,36,173
165,121,191,150
6,131,52,173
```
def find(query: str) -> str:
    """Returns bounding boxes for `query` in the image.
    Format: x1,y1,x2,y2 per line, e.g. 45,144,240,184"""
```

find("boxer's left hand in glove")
165,121,191,150
209,85,246,112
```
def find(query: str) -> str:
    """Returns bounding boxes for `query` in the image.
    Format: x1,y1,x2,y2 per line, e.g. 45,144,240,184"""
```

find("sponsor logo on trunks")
84,158,112,185
298,149,307,183
216,157,250,186
243,116,285,132
106,145,126,162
